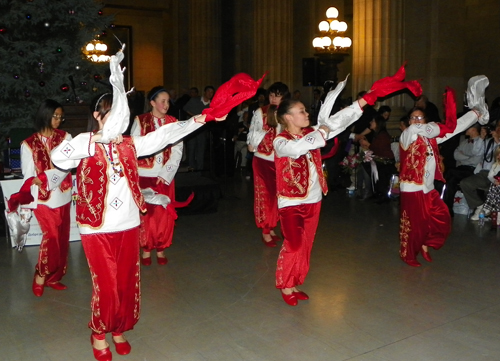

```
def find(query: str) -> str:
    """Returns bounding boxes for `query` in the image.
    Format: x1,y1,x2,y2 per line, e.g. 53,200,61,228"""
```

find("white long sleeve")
273,129,326,159
131,116,184,184
321,101,364,140
21,133,72,208
52,118,203,169
247,108,267,150
437,110,479,144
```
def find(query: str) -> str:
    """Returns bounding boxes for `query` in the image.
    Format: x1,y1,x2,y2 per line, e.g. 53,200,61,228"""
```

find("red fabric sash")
202,72,267,121
275,128,328,199
76,137,145,228
136,113,176,169
23,129,72,201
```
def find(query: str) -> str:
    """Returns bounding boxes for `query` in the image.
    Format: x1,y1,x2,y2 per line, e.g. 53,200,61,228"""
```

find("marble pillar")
353,0,404,107
188,0,222,88
252,0,294,87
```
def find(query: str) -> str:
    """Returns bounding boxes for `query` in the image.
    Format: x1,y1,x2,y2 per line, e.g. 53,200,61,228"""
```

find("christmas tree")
0,0,113,144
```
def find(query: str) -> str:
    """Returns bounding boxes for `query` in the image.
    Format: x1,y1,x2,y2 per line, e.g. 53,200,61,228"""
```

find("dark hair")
408,106,427,123
267,99,303,129
469,123,481,133
88,93,113,131
267,82,290,99
204,85,215,93
372,115,387,133
400,115,410,128
378,105,392,115
147,86,168,101
357,91,367,99
34,99,63,132
256,88,266,97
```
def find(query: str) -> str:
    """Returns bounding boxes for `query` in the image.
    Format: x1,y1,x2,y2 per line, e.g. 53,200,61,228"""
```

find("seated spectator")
359,115,396,203
378,105,392,120
479,147,500,218
463,122,500,220
443,123,485,216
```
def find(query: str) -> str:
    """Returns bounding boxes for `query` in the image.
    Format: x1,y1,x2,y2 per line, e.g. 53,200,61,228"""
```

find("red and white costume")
247,105,280,234
21,129,72,285
51,118,203,336
130,113,183,253
273,101,364,290
399,111,479,262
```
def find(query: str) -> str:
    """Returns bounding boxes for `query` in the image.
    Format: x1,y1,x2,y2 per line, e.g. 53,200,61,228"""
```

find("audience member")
183,85,215,171
359,115,396,203
443,123,485,216
378,105,392,120
479,147,500,220
351,91,377,143
415,94,441,123
462,123,500,220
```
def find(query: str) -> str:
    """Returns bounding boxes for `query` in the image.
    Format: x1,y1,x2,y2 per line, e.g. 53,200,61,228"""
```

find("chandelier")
312,7,352,54
82,39,110,62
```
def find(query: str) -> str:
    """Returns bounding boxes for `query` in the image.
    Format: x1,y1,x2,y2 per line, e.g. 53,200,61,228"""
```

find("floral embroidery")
399,210,411,259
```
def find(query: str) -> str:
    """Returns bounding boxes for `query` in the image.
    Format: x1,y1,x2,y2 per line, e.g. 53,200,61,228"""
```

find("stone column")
353,0,404,107
188,0,222,88
252,0,294,87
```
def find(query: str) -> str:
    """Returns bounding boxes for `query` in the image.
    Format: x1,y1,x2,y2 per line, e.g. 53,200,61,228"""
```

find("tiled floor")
2,174,500,361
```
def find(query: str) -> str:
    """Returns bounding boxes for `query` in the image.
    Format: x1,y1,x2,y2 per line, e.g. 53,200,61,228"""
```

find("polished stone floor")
2,174,500,361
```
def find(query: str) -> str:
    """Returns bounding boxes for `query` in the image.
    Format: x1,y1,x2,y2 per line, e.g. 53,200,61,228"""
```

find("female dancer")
272,66,425,305
399,76,489,267
247,82,290,247
51,93,216,360
21,99,72,297
131,86,183,266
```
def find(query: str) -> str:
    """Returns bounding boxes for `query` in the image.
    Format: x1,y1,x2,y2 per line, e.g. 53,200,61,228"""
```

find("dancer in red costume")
51,92,216,360
247,82,290,247
272,67,423,305
131,86,182,266
21,99,72,297
399,75,489,267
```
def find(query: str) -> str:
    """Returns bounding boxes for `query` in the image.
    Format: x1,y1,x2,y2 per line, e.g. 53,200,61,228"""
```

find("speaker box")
302,58,318,86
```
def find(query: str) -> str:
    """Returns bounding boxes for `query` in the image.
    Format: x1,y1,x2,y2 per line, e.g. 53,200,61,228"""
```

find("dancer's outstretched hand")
215,114,228,121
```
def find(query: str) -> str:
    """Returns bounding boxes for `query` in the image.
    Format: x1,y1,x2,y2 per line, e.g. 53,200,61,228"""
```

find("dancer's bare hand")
111,135,123,144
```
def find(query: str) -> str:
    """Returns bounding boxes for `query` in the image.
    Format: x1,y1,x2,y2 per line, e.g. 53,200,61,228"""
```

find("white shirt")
51,118,203,234
400,110,480,193
130,115,183,184
247,107,281,162
21,133,73,209
453,136,484,167
274,129,326,208
272,100,365,208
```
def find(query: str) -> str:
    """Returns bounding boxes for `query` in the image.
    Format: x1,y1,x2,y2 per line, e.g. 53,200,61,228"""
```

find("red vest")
256,105,277,156
75,136,146,229
23,129,72,201
136,113,177,169
399,135,445,185
275,128,328,199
